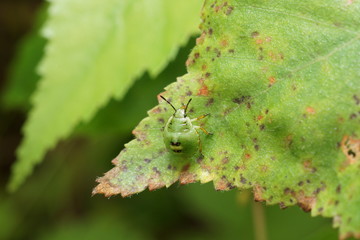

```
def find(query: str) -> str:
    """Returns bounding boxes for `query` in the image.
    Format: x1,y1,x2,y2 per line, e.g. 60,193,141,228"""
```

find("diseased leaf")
94,0,360,238
8,0,203,191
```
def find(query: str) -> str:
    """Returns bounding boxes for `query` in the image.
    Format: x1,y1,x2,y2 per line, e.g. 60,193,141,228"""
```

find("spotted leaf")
94,0,360,238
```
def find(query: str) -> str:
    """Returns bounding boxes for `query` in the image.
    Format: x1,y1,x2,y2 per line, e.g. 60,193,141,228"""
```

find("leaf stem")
252,202,268,240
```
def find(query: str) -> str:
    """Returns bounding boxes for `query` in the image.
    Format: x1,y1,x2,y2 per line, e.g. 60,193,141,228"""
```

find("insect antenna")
160,95,176,112
184,98,192,114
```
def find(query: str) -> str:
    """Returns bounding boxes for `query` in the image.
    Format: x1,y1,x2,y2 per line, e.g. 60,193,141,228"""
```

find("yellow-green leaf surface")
8,0,203,191
94,0,360,238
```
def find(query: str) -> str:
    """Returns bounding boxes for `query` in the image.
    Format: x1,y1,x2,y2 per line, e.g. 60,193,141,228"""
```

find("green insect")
160,95,212,155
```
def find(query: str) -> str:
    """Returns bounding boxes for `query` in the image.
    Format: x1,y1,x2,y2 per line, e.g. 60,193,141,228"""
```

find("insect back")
160,95,212,156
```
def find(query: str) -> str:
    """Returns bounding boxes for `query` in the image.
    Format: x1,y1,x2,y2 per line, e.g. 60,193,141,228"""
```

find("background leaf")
94,0,360,238
8,0,203,191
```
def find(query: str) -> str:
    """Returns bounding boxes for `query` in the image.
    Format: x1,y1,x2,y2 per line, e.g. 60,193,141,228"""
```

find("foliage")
7,0,203,191
94,0,360,238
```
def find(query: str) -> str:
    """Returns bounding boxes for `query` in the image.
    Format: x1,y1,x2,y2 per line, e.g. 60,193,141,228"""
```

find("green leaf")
8,0,203,191
93,0,360,238
75,38,194,138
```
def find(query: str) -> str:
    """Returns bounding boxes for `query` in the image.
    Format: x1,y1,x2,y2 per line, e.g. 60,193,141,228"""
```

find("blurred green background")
0,1,341,239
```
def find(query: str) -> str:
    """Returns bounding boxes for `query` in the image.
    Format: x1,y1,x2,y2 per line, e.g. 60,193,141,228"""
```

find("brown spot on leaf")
119,165,128,172
111,157,119,165
197,155,204,164
215,177,230,190
220,39,228,47
197,78,209,96
251,31,259,38
233,96,252,106
313,188,322,195
148,176,166,191
206,98,214,106
341,135,360,165
214,48,221,57
93,167,124,197
182,163,190,172
303,159,317,173
254,185,266,202
245,153,251,159
152,167,160,174
349,113,357,119
336,184,341,194
214,5,221,12
284,187,292,194
256,39,263,44
179,171,197,184
196,32,206,44
202,64,207,71
257,115,264,121
279,202,287,209
185,58,195,67
150,106,162,114
353,94,360,105
132,129,149,143
240,174,247,184
306,107,316,114
295,190,316,212
222,157,229,164
246,102,252,109
268,76,276,86
226,6,234,15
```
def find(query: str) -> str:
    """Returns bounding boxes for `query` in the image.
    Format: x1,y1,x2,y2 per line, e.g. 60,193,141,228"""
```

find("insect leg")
194,128,202,154
191,113,210,122
194,126,213,135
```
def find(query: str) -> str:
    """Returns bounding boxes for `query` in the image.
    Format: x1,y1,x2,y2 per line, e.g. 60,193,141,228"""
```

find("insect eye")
170,141,181,146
